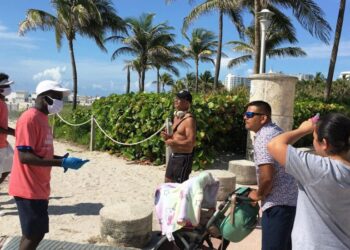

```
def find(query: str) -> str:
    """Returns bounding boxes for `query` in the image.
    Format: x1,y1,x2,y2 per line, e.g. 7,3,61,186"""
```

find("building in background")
296,73,314,81
224,73,250,91
339,71,350,80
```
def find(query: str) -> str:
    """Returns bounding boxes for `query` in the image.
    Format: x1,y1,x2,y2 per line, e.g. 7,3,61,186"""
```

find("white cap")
0,79,14,86
36,80,70,96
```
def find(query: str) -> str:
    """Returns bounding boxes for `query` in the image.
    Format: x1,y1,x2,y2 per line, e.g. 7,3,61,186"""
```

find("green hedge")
52,90,349,169
293,100,348,146
90,91,248,170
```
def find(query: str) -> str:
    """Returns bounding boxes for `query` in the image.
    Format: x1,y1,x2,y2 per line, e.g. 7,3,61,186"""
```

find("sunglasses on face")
243,111,266,118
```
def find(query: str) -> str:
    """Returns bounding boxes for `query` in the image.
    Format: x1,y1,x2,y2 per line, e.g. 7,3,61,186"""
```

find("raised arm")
267,120,315,166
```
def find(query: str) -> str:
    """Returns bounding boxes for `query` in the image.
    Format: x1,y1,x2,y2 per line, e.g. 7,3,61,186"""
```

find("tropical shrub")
51,84,349,169
52,91,247,169
52,105,91,146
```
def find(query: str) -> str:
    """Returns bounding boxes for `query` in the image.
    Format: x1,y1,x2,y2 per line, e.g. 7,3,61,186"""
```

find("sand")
0,132,166,246
0,122,261,250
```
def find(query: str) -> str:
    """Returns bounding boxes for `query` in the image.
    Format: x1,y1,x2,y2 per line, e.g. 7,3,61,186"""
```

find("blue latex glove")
62,157,89,173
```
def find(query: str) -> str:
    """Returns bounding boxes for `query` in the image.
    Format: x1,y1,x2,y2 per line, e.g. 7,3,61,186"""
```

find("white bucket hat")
36,80,70,96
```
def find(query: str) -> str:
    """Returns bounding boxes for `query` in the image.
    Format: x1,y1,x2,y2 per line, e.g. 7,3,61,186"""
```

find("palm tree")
227,23,306,68
106,13,176,92
123,64,131,94
325,0,346,101
183,72,196,92
245,0,331,73
149,44,188,93
183,28,217,92
199,70,215,92
19,0,125,109
159,73,175,92
171,79,187,93
124,59,144,92
182,0,244,90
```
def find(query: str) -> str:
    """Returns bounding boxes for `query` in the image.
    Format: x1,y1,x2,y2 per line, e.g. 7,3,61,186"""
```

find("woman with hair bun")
268,113,350,250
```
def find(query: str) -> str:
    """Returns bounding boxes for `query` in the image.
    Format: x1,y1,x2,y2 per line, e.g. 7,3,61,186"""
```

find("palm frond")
227,55,252,68
267,47,307,58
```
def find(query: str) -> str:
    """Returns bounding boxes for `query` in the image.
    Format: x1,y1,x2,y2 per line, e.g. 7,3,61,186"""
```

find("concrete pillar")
246,73,298,160
100,202,153,248
203,170,236,201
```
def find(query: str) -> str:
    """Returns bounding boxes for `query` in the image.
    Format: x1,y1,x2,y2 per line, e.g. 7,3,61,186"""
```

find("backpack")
218,187,260,242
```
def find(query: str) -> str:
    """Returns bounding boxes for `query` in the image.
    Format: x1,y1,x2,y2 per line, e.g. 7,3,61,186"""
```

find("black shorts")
166,153,193,183
15,197,49,237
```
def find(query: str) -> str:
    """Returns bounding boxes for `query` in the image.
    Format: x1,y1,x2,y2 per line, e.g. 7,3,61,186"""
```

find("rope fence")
54,113,168,150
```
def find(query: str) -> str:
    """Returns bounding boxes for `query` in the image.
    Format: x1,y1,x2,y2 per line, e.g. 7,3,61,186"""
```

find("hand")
298,119,315,135
248,189,260,202
161,131,171,140
165,139,174,146
62,157,89,173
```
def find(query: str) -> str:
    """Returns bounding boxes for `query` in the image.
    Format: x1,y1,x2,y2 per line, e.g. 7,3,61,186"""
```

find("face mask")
0,87,11,96
46,96,63,114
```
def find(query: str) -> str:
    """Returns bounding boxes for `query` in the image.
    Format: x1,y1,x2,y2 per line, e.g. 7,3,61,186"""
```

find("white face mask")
1,87,11,96
46,96,63,114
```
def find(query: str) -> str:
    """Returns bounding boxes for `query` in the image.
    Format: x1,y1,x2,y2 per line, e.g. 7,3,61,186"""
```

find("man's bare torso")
171,114,196,153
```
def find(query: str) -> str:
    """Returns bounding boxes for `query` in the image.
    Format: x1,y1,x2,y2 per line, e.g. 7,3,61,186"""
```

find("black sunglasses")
244,111,266,118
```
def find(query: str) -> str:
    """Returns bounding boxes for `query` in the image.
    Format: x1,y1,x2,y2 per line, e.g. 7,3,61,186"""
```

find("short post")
165,118,172,166
90,115,95,151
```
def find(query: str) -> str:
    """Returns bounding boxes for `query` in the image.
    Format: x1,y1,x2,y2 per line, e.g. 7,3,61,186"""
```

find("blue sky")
0,0,349,96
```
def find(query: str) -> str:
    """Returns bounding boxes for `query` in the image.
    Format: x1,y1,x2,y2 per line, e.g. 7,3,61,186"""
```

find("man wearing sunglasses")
244,100,297,250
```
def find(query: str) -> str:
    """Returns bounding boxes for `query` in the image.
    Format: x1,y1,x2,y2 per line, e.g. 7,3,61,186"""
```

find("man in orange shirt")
9,80,89,250
0,73,15,216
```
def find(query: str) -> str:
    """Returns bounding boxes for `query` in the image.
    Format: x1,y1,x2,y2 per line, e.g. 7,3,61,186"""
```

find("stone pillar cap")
248,73,298,81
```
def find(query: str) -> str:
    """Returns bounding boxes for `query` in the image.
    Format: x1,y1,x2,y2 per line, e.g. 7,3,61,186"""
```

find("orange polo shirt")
9,108,54,200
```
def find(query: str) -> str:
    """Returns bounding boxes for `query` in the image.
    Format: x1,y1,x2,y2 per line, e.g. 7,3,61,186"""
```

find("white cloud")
33,66,67,83
302,40,350,59
246,68,253,75
92,83,104,90
0,23,38,49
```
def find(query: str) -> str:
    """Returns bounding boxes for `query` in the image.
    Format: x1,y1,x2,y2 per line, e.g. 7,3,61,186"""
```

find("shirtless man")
161,90,196,183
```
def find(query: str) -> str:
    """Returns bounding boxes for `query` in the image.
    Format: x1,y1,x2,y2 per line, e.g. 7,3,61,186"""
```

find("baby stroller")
153,185,259,250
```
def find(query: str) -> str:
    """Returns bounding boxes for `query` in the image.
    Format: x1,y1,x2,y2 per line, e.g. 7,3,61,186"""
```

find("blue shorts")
262,205,296,250
15,197,49,237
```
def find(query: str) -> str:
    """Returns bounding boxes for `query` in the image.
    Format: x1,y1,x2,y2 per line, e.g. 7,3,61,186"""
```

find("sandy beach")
0,123,261,249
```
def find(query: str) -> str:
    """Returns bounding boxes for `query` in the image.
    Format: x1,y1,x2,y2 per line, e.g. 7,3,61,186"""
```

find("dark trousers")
262,205,296,250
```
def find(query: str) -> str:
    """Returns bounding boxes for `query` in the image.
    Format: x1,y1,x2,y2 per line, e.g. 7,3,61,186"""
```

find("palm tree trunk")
195,60,199,93
141,69,146,92
138,71,142,92
157,68,160,93
126,66,130,94
324,0,346,102
68,39,78,110
214,10,223,90
254,0,262,74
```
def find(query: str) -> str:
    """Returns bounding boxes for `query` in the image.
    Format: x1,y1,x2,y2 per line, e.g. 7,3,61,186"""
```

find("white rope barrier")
93,118,165,146
54,113,166,146
56,113,91,127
